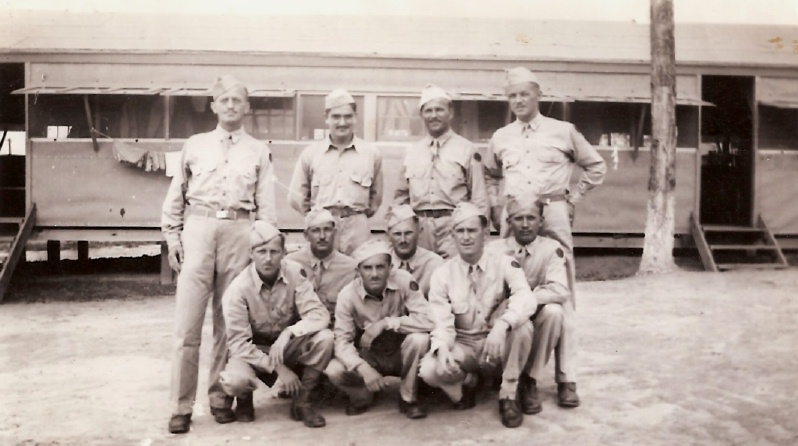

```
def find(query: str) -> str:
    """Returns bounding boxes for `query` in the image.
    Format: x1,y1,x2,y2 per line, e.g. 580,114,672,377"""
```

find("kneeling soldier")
220,221,333,428
419,202,538,428
326,239,434,419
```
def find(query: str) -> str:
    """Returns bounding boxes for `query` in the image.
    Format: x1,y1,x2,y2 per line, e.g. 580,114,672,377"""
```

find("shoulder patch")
556,248,564,258
511,260,521,268
409,281,420,292
473,152,482,162
299,268,308,278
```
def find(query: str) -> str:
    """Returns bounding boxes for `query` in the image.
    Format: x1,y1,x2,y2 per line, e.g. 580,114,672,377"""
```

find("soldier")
219,221,333,428
418,202,538,428
161,75,276,434
286,207,357,324
394,84,489,259
325,239,434,419
384,204,444,298
288,89,383,255
487,196,578,413
484,67,607,304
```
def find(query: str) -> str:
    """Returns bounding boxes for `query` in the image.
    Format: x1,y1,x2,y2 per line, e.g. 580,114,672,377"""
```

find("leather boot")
518,375,542,415
499,398,523,428
290,368,326,428
557,382,580,408
235,392,255,422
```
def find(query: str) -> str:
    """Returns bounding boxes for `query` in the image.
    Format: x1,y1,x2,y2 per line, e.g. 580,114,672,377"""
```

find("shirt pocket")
450,296,475,330
437,155,467,185
192,161,218,177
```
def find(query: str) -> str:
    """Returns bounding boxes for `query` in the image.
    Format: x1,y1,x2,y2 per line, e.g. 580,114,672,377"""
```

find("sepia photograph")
1,0,797,444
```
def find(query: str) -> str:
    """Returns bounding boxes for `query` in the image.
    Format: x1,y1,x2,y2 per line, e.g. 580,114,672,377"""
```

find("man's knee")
538,304,564,323
402,333,430,354
312,328,334,348
324,358,346,382
219,369,256,397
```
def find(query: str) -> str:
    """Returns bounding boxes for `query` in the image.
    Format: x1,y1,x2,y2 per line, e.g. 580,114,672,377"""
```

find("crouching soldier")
326,239,434,419
220,220,333,428
418,202,538,428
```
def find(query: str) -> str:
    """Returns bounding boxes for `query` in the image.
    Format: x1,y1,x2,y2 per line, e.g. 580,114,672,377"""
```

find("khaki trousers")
417,214,457,259
219,330,334,397
419,321,534,401
334,213,370,256
169,215,251,416
326,332,429,404
525,303,577,383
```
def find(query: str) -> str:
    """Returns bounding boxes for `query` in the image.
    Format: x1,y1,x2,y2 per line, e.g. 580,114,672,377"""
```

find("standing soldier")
288,89,383,256
219,221,333,428
326,239,433,419
418,202,538,428
162,76,276,434
286,207,357,325
395,84,489,258
487,196,577,413
484,67,607,302
384,204,444,298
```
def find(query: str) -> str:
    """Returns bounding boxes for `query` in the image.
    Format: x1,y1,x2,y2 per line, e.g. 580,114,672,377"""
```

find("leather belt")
538,193,568,204
416,209,453,218
187,206,251,220
325,206,365,218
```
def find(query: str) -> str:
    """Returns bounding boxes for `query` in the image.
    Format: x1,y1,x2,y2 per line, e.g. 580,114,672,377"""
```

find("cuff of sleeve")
384,317,401,331
345,357,367,372
430,339,449,354
568,192,583,204
500,312,522,330
288,325,305,338
257,356,274,374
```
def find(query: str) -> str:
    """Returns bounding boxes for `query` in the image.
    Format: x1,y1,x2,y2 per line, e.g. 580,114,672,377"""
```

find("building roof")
2,11,797,68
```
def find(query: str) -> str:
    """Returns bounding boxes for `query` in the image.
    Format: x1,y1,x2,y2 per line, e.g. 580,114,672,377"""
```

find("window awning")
449,91,710,106
13,86,295,98
451,92,575,102
758,77,798,109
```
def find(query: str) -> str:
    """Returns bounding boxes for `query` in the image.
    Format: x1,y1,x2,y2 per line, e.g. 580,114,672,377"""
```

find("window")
30,95,166,139
169,96,219,139
377,96,423,141
300,95,365,141
759,105,798,150
243,97,295,141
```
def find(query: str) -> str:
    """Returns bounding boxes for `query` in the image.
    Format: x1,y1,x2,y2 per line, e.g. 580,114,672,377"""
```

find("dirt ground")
1,256,797,445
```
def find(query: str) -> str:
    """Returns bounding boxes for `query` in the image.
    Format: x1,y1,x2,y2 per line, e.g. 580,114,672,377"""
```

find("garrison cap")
250,220,281,248
506,195,543,218
451,202,485,229
351,239,392,265
419,83,452,110
211,75,247,100
305,207,336,230
325,89,356,111
384,204,418,230
504,67,539,89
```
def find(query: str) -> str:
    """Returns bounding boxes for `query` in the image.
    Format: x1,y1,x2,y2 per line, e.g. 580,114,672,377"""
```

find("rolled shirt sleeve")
288,148,312,215
161,145,189,250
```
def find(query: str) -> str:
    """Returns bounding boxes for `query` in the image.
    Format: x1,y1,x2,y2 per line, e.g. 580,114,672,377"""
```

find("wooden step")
709,244,778,251
702,225,764,233
716,263,789,271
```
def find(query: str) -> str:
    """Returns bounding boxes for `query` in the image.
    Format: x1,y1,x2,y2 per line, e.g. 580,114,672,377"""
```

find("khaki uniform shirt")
395,130,489,215
161,125,276,249
487,236,569,306
390,246,444,298
334,269,434,371
484,115,606,206
288,136,383,217
428,250,537,352
223,260,330,373
285,246,357,316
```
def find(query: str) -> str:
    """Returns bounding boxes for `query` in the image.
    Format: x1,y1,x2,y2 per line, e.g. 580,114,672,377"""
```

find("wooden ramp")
0,204,36,303
691,213,789,272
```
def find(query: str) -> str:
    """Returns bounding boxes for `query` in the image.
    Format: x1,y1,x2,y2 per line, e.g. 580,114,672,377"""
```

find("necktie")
313,261,324,290
468,265,480,298
430,139,440,158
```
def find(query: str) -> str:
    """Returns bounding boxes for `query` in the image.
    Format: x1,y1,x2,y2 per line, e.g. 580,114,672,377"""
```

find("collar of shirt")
515,114,542,133
390,249,417,271
422,129,454,150
355,273,400,301
214,125,246,144
326,135,359,153
248,262,289,290
455,251,489,275
311,250,337,270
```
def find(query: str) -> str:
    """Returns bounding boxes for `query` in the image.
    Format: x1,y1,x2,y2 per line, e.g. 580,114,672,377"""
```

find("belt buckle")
216,210,233,220
540,197,551,205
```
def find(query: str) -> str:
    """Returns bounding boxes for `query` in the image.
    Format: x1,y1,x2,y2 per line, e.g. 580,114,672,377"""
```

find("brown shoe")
210,407,236,424
399,399,427,420
518,376,542,415
168,414,191,434
290,401,327,427
345,400,370,416
499,398,523,428
235,393,255,422
557,382,580,408
452,384,477,410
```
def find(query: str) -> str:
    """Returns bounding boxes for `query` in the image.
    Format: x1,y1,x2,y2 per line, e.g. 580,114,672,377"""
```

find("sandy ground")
1,266,797,446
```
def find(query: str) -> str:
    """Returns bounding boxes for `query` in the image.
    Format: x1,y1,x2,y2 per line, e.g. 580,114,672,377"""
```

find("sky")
2,0,797,24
